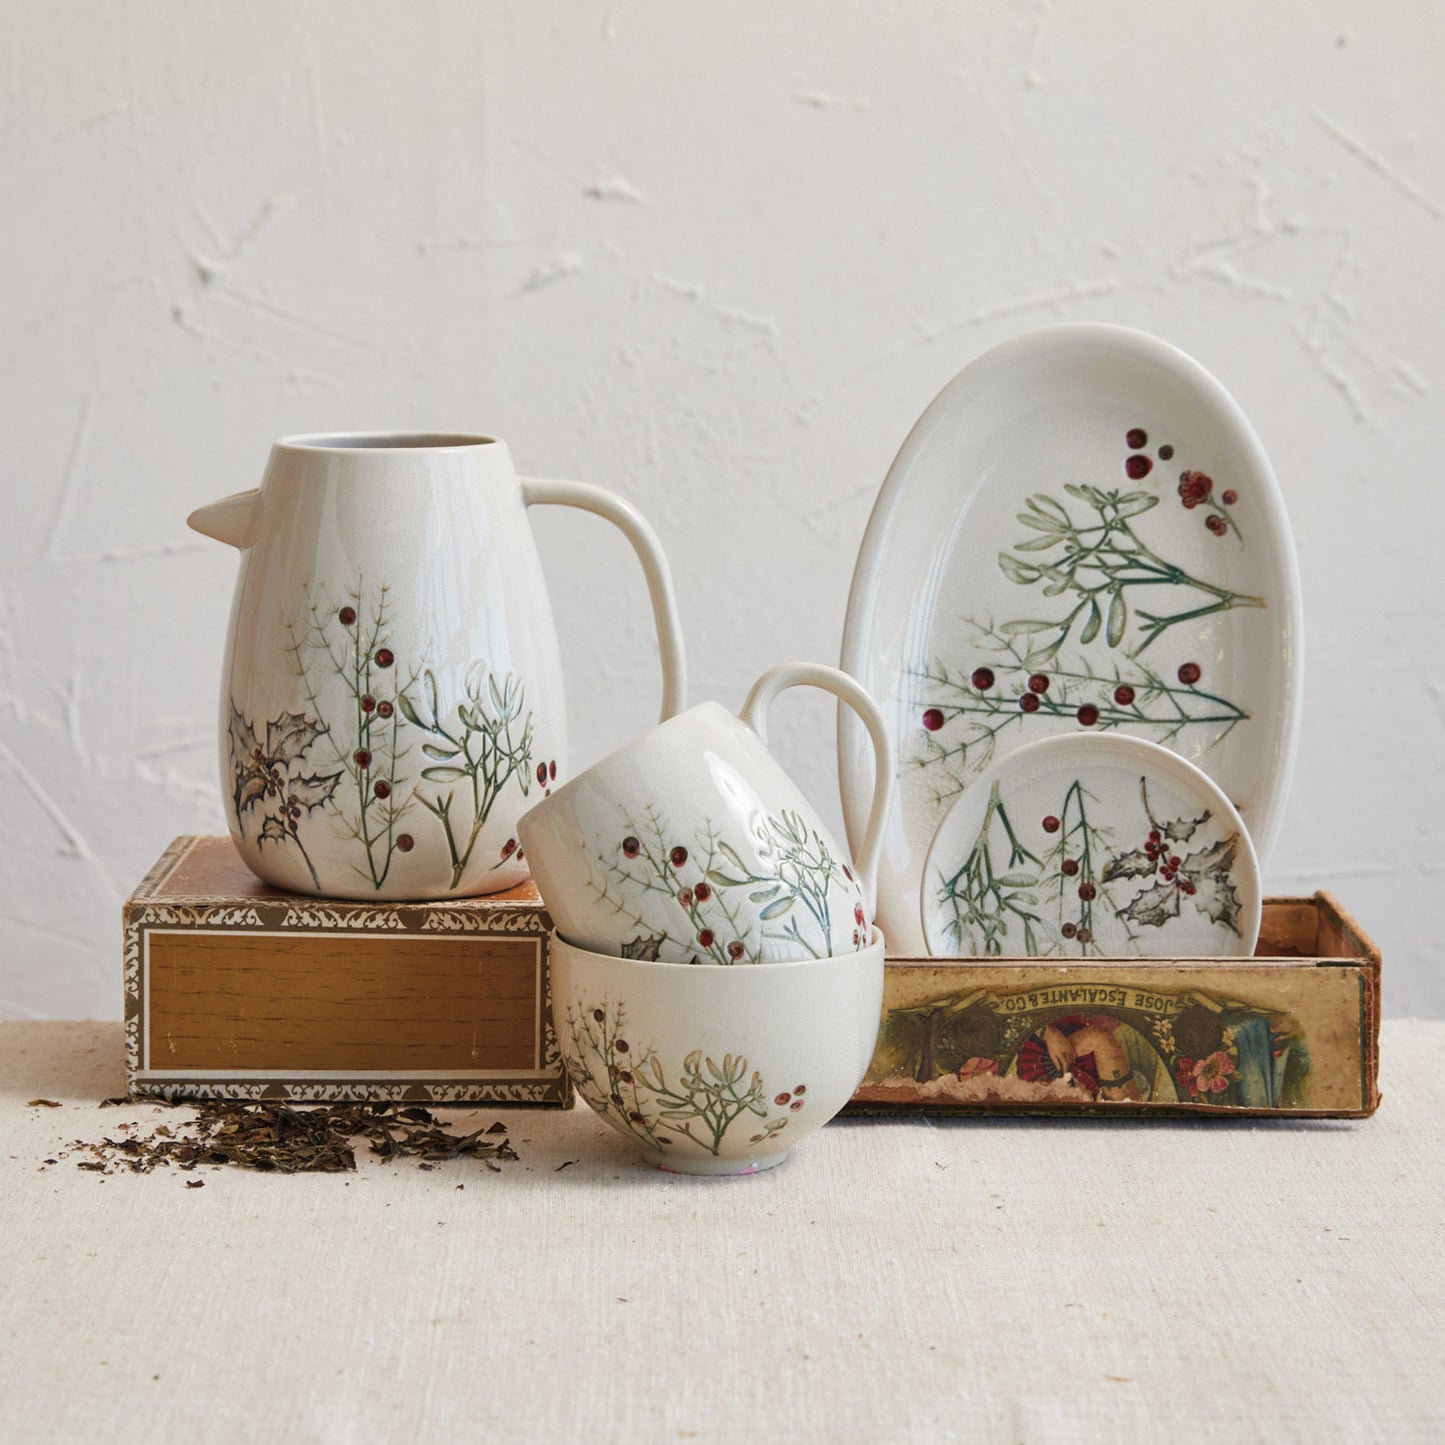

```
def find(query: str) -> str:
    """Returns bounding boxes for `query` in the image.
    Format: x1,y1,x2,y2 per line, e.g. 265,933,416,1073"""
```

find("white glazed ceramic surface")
189,433,685,900
921,733,1262,959
517,664,895,964
840,324,1302,954
551,929,885,1175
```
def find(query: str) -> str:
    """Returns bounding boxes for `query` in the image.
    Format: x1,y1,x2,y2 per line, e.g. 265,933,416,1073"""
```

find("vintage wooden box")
848,892,1380,1117
124,836,569,1105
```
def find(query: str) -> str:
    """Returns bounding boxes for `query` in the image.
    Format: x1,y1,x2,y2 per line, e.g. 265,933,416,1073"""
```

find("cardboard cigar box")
123,836,569,1105
848,892,1381,1118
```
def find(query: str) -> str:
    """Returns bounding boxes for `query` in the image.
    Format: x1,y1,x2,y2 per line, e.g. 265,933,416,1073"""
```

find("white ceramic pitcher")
189,432,686,900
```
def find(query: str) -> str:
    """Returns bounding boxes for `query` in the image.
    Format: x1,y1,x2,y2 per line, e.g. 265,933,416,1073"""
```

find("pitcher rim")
275,431,497,454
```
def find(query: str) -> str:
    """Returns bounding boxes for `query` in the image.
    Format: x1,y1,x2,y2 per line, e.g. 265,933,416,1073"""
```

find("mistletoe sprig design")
397,663,541,890
999,484,1265,661
707,810,865,958
934,783,1047,956
909,622,1248,802
1102,778,1243,934
285,586,418,891
565,1001,797,1156
227,704,341,890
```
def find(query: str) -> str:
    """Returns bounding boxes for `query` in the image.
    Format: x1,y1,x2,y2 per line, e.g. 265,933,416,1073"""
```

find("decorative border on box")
123,837,569,1106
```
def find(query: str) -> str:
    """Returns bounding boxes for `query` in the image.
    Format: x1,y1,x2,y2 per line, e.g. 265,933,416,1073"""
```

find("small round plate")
920,733,1261,958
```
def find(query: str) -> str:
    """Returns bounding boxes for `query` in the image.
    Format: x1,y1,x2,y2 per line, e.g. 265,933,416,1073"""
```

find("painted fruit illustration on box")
858,979,1311,1109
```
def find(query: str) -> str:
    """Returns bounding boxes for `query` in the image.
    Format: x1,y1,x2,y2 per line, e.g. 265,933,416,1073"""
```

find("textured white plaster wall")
2,1,1441,1018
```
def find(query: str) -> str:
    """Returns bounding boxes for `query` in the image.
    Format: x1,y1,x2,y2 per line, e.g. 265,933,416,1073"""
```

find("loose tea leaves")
63,1100,518,1177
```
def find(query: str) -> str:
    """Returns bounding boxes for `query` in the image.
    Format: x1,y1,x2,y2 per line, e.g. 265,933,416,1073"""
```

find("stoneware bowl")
551,929,886,1175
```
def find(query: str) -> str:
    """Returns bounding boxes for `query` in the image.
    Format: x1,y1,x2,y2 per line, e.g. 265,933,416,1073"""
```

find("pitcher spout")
188,489,259,549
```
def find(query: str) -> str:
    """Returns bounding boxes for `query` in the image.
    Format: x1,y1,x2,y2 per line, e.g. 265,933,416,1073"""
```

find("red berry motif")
339,606,357,626
1062,921,1077,939
592,1008,605,1023
1159,443,1175,461
1206,514,1227,537
1125,455,1152,479
728,942,745,960
1028,673,1050,694
793,1084,806,1095
698,928,715,947
1178,662,1202,686
501,838,517,857
1078,882,1097,902
789,1099,804,1111
855,904,866,925
1061,859,1079,876
374,780,391,799
677,887,694,907
614,1039,629,1054
1077,704,1099,726
361,695,376,713
694,882,712,902
1020,694,1041,714
375,648,394,668
971,667,995,690
1114,684,1136,707
1042,815,1061,834
515,849,523,861
774,1093,791,1106
669,846,688,868
549,760,557,781
1178,471,1213,509
377,700,393,719
396,834,414,852
622,836,640,858
354,748,372,769
1126,427,1148,450
922,707,944,732
1076,926,1093,944
1222,488,1238,505
536,763,547,786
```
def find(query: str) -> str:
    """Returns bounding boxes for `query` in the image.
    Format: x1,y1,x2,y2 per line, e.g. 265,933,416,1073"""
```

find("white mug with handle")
517,662,894,963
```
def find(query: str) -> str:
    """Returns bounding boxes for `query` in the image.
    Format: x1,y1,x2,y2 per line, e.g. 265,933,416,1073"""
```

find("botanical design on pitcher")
586,805,866,964
226,705,342,890
286,586,420,890
908,431,1260,802
397,664,543,890
933,780,1125,958
868,980,1309,1109
283,581,552,891
1101,778,1243,935
565,1000,799,1155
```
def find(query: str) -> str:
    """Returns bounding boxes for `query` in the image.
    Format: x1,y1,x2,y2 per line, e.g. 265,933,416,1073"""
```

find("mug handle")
520,477,687,722
738,662,896,919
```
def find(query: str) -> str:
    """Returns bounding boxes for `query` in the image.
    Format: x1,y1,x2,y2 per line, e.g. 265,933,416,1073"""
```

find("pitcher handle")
520,477,687,723
739,662,895,919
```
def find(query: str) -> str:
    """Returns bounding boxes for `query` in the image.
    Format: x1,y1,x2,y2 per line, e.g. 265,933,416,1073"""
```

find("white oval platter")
839,324,1301,954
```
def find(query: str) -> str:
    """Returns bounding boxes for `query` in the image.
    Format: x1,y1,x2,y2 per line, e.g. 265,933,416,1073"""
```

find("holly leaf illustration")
290,770,343,811
1164,810,1210,844
620,934,665,961
1191,875,1242,934
229,704,259,763
1179,833,1238,882
1119,880,1181,929
235,771,267,813
258,816,290,846
1103,848,1156,882
266,711,326,765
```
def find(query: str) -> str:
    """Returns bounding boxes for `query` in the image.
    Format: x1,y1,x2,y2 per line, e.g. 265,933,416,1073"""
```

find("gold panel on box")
124,836,569,1105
